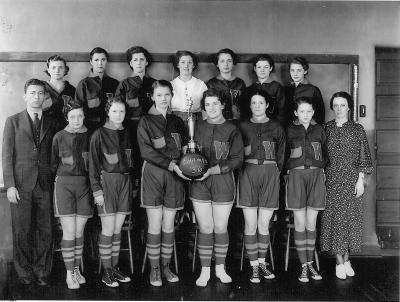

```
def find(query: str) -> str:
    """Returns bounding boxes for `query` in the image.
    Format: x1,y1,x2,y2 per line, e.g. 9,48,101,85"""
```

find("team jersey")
115,75,156,120
206,76,246,120
137,106,188,171
51,125,90,177
244,80,285,124
284,79,325,126
285,120,328,170
43,81,76,125
194,119,243,174
239,119,286,171
75,73,119,125
89,121,136,196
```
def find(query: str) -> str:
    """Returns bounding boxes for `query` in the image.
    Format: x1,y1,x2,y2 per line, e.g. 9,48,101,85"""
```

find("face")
90,53,107,74
67,108,84,130
217,53,234,74
178,55,194,76
152,86,172,111
332,97,350,119
48,60,66,80
204,96,224,120
24,85,45,110
129,53,148,74
254,60,273,81
290,63,307,84
107,102,126,125
250,95,269,118
294,102,314,125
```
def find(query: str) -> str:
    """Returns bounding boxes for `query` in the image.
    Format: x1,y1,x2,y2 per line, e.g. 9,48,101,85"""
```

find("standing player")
51,99,92,289
76,47,119,131
190,88,243,287
89,97,137,287
237,89,285,283
285,96,327,283
43,55,76,126
137,80,189,287
284,57,325,127
243,54,285,124
206,48,246,121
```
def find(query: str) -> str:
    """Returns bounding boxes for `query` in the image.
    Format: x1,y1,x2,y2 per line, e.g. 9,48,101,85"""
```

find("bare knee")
244,219,257,235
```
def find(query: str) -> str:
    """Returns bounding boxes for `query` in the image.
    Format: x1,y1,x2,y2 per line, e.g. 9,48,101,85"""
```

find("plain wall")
0,0,399,256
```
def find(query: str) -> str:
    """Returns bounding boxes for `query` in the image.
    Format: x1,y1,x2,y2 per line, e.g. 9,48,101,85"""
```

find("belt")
245,159,276,165
293,165,319,170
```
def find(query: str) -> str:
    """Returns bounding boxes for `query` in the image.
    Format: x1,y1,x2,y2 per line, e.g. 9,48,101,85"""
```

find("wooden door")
375,47,400,248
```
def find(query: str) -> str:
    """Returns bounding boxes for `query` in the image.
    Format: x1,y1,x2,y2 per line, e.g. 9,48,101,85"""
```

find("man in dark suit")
2,78,59,286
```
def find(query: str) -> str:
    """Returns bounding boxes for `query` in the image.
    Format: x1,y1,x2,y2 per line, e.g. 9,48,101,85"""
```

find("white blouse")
170,76,208,113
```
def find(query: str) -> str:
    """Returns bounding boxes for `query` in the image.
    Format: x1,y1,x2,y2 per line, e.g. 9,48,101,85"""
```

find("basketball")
179,152,209,179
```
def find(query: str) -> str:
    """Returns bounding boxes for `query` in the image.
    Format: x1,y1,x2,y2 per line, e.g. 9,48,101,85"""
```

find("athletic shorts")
285,168,326,211
98,171,132,216
190,172,235,204
54,176,93,217
141,161,185,210
237,163,280,209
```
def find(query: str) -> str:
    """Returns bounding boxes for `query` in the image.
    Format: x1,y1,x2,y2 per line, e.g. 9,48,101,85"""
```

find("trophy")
179,94,209,179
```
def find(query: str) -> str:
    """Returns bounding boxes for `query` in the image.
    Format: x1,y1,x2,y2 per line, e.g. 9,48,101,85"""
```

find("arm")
2,117,16,188
88,131,103,198
220,127,244,174
357,125,374,174
276,84,286,126
50,134,61,177
313,87,325,125
276,126,287,171
114,80,126,100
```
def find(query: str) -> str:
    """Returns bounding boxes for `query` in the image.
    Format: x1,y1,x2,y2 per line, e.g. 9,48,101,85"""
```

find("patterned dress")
321,120,373,255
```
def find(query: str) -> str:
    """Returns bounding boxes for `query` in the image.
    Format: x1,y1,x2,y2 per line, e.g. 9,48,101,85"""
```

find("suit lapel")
40,115,50,144
20,111,35,144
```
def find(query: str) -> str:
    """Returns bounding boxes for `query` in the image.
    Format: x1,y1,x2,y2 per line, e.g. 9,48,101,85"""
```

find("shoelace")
260,263,271,275
252,266,259,277
307,263,320,276
300,265,308,278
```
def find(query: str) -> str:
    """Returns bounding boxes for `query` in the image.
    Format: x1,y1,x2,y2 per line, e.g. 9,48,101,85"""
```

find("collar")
64,124,88,133
89,71,109,79
293,119,317,126
104,120,124,130
26,109,42,120
257,77,273,85
206,116,226,124
130,72,144,80
291,78,310,86
175,76,196,84
148,105,168,117
216,74,236,81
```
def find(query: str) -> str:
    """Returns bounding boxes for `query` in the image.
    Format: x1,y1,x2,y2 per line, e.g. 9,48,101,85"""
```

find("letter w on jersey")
262,141,276,160
214,141,230,160
171,133,182,151
311,142,322,160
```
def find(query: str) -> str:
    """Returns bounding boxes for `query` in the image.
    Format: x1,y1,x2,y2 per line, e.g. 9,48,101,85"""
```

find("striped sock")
294,230,307,264
244,234,258,262
61,239,75,271
74,236,84,268
112,233,122,267
306,229,316,262
161,231,174,266
258,233,270,260
99,234,113,269
214,232,229,265
198,232,213,267
147,233,161,267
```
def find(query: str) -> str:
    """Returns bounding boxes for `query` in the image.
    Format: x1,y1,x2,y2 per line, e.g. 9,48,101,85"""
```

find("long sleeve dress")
320,120,373,255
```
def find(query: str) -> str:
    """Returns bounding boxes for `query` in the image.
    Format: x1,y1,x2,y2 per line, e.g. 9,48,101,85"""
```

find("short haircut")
172,50,199,72
24,78,45,93
126,46,153,69
62,97,84,120
330,91,353,110
45,55,70,76
252,54,275,72
105,95,125,115
293,96,315,111
213,48,238,66
151,80,173,96
89,47,109,61
248,89,271,108
289,56,309,72
200,88,224,111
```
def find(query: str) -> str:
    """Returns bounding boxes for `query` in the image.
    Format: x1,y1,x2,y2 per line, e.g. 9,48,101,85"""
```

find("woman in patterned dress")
320,91,373,280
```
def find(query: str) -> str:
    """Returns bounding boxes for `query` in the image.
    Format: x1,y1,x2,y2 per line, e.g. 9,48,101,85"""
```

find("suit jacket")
2,110,59,192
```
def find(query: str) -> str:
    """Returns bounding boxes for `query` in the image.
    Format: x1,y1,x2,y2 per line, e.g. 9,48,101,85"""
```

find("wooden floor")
1,250,398,301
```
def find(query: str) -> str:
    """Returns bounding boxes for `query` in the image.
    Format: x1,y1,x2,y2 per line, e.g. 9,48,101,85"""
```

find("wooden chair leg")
127,229,134,274
240,235,245,272
98,256,102,274
80,257,84,273
269,240,275,271
141,248,147,274
173,240,178,274
285,226,291,271
314,250,320,271
192,228,198,273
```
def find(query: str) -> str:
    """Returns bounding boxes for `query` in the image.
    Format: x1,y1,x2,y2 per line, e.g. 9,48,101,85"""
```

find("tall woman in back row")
320,92,373,280
190,88,243,287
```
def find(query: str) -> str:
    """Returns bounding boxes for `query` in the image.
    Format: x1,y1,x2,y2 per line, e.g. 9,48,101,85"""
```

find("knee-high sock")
74,236,84,268
214,232,229,265
198,232,213,267
306,229,316,262
161,231,174,266
99,234,113,269
112,233,122,267
244,234,258,262
294,230,307,264
147,233,161,267
61,239,75,271
258,233,270,260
